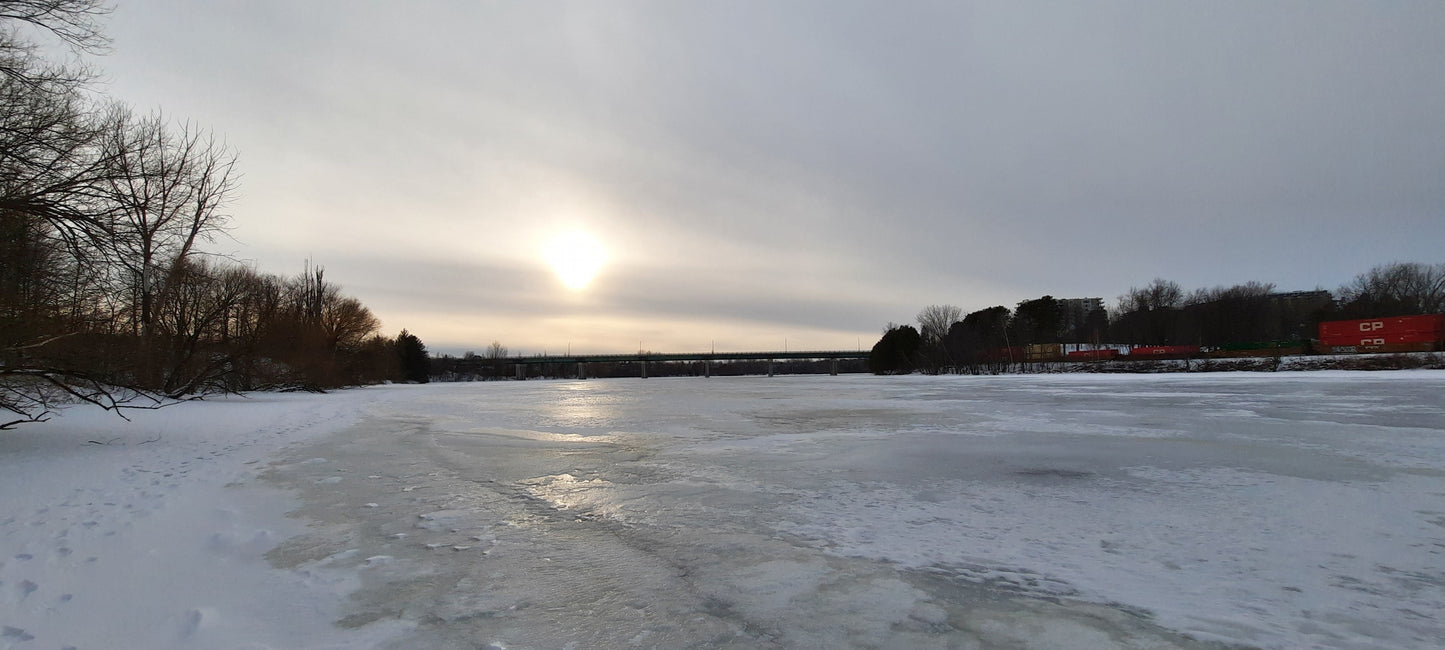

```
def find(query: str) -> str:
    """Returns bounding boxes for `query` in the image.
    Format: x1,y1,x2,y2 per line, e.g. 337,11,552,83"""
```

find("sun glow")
544,230,607,290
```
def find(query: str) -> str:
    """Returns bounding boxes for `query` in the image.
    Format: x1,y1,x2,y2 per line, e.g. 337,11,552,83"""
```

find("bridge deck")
458,350,869,366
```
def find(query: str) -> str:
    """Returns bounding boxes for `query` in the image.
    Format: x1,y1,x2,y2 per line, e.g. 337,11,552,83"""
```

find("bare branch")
0,0,111,53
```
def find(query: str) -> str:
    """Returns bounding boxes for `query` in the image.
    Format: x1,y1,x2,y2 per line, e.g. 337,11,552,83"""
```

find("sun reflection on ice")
541,382,630,433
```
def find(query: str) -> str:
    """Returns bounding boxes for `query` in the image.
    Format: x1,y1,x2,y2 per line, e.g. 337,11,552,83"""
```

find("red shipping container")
1319,315,1445,342
1321,330,1443,347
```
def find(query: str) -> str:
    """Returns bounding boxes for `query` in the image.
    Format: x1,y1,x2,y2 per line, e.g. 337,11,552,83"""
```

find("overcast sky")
94,1,1445,355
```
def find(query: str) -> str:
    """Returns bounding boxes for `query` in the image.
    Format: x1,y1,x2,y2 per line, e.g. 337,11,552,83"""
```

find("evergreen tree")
868,324,921,374
395,329,430,383
945,306,1012,372
1010,296,1063,345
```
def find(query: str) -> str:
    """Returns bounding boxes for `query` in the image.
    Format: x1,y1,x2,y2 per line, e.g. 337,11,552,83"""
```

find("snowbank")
0,388,415,650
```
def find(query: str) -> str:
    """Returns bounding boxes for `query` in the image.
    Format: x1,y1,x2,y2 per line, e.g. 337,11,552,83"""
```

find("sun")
543,230,607,290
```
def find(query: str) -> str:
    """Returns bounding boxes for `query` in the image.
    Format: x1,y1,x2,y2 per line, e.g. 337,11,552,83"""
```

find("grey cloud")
105,1,1445,350
338,253,890,336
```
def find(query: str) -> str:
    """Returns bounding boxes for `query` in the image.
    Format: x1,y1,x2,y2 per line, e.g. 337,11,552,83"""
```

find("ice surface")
266,371,1445,648
4,371,1443,648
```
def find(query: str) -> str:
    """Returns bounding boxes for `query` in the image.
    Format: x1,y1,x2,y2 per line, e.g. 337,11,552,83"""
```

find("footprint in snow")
180,607,218,638
2,626,35,642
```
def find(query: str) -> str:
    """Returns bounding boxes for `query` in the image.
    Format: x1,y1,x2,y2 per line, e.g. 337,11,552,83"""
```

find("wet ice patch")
722,559,830,616
415,510,476,532
519,473,617,514
316,549,359,566
206,529,276,556
1013,467,1093,479
1201,408,1259,418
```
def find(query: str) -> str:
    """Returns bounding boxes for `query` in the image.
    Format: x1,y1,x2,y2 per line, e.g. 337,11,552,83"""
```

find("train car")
1024,343,1063,362
1124,345,1202,359
1318,315,1444,354
1207,341,1308,358
1066,349,1118,361
1321,341,1439,354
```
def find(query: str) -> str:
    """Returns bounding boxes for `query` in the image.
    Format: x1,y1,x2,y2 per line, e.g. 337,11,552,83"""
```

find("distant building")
1268,290,1334,340
1268,290,1333,307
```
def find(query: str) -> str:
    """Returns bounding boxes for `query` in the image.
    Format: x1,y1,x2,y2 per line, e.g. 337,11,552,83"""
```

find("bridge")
451,350,870,379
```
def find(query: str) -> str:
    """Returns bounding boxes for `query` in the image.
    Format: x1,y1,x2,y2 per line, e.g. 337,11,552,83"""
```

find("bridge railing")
504,350,868,365
439,350,870,379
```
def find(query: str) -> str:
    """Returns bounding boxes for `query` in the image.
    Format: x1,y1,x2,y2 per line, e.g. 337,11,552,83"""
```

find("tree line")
871,261,1445,374
1,1,426,428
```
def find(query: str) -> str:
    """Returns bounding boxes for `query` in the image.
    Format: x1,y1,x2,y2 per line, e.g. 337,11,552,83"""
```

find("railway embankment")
971,351,1445,375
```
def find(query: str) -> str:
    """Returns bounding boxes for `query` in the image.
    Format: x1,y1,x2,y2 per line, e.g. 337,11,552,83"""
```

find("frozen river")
265,372,1445,649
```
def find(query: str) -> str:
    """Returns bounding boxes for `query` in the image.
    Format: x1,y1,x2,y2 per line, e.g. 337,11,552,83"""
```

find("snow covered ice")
3,372,1445,649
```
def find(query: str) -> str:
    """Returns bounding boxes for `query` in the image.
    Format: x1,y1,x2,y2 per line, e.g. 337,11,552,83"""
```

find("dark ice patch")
1014,468,1093,479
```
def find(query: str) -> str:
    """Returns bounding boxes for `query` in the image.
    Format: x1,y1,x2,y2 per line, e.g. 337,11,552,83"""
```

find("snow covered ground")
0,389,414,649
3,372,1444,649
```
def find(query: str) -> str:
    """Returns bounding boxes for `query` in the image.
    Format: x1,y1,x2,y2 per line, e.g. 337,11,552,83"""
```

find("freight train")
994,314,1445,363
1316,314,1444,354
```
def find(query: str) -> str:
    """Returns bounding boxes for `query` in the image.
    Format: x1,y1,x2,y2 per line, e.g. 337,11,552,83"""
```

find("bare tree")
916,304,962,344
0,0,108,96
0,2,401,426
0,41,116,290
485,340,508,379
0,0,115,262
321,294,380,353
102,110,237,340
1118,278,1183,314
151,258,256,395
0,0,109,52
0,2,139,426
913,305,962,373
1338,262,1445,316
1113,279,1186,345
1,365,160,429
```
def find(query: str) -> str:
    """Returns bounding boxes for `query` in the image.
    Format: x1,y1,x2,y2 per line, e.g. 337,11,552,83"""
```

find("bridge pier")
830,359,838,376
577,362,586,380
641,360,648,379
515,364,524,380
704,360,711,378
767,360,774,377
